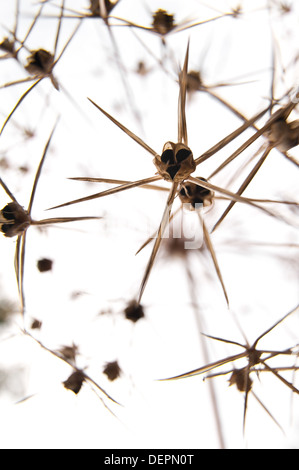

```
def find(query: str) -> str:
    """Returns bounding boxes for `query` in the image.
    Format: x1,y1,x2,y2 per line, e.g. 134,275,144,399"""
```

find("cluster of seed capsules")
0,0,299,445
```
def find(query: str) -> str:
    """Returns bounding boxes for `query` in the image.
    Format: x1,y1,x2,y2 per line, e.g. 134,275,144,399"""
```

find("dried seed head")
179,178,214,209
37,258,53,273
152,9,175,35
136,60,150,76
58,343,79,363
229,368,253,392
63,370,85,394
266,118,299,152
30,318,42,330
0,202,31,238
279,2,292,14
103,360,122,381
0,37,16,56
154,142,196,182
248,348,262,367
186,70,203,93
25,49,54,77
89,0,119,16
124,300,145,323
231,5,243,17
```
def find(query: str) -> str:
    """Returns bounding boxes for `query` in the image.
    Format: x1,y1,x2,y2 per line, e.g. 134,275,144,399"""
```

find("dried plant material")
63,370,85,394
30,319,42,330
179,178,214,208
58,343,79,363
161,304,299,429
152,9,176,35
25,330,120,406
113,7,232,41
154,142,196,182
24,49,59,90
0,122,101,319
178,180,229,305
103,360,122,381
0,0,82,135
0,0,298,449
186,70,203,93
0,202,31,238
228,368,253,392
124,300,145,323
47,42,280,305
0,38,17,58
89,0,120,17
266,118,299,152
37,258,53,273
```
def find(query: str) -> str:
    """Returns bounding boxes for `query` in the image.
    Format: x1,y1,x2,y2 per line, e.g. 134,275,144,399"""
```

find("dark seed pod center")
179,178,213,209
152,9,175,35
154,142,196,182
0,202,31,238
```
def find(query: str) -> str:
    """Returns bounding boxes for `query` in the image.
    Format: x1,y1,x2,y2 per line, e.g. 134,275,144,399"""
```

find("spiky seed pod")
30,319,42,330
124,300,145,323
0,202,31,238
63,370,85,394
89,0,119,16
58,344,79,363
186,71,203,93
248,349,262,367
25,49,59,90
37,258,53,273
152,9,175,35
154,142,196,182
228,368,253,393
103,360,122,381
179,178,214,209
0,37,16,56
25,49,54,76
266,118,299,152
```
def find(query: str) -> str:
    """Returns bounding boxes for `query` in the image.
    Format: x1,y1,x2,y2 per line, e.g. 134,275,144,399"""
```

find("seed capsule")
0,202,31,238
179,178,214,209
154,141,196,182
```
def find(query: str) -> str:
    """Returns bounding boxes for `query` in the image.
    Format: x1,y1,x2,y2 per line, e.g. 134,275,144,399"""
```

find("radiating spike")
48,175,162,210
138,182,178,303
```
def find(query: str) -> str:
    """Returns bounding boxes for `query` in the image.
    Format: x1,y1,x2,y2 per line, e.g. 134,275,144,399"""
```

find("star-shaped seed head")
154,141,196,182
179,178,214,209
0,202,31,238
228,368,253,393
25,49,55,77
266,118,299,152
152,9,175,35
89,0,119,16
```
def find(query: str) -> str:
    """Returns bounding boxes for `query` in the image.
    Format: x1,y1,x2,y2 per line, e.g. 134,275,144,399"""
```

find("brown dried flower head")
186,70,203,93
37,258,53,273
25,49,59,90
228,368,253,393
0,37,16,56
103,360,122,381
124,300,145,323
152,9,175,35
89,0,119,16
179,178,214,209
58,343,79,363
0,202,31,238
25,49,54,76
30,318,43,330
266,118,299,152
154,141,196,182
63,370,85,394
